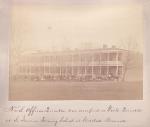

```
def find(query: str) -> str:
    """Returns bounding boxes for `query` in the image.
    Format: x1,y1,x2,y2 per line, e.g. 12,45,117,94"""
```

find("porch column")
99,53,101,75
77,54,79,75
71,54,73,75
107,52,109,76
92,54,94,79
116,51,119,76
84,55,87,75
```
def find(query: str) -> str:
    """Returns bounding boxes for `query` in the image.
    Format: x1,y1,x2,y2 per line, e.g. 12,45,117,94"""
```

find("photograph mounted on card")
9,0,143,100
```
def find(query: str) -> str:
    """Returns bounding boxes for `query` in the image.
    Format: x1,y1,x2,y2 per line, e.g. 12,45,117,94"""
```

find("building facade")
11,47,128,81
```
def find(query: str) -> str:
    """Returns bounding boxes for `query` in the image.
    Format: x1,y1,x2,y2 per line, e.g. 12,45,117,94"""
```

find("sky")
11,1,144,52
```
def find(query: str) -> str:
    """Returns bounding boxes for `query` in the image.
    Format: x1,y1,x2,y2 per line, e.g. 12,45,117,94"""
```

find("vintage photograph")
9,2,143,100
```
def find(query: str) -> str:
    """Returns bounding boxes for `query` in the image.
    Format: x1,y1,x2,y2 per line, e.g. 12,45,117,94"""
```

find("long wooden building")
11,47,128,81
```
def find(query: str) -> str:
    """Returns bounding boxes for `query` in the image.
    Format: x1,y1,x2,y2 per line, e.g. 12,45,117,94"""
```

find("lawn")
9,81,143,100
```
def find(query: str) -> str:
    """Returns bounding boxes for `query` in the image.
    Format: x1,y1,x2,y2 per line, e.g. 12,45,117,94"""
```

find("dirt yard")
9,81,143,100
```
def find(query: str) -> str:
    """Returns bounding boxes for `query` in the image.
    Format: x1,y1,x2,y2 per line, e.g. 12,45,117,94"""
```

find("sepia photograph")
9,1,143,100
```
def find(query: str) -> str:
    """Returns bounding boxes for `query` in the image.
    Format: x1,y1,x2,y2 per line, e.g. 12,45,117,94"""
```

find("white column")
49,56,50,76
107,52,109,76
44,56,45,77
121,65,124,79
92,54,94,79
65,56,66,76
84,55,85,76
99,53,101,75
59,63,61,76
77,54,79,75
49,56,51,75
116,51,119,76
84,54,86,75
71,54,73,75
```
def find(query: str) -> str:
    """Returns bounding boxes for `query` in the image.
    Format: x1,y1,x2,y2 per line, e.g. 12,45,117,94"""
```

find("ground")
9,81,143,100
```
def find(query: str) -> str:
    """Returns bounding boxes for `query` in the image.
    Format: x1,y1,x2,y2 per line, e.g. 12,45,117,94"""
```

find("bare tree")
122,49,133,81
119,38,141,81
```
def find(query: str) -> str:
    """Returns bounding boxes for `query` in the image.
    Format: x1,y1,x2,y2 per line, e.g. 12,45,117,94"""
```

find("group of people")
12,73,120,82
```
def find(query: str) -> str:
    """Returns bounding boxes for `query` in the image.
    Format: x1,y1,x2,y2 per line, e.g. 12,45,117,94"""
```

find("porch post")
116,51,119,76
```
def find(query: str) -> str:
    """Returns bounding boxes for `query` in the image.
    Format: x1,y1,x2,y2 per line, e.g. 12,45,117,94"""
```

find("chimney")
112,45,116,49
103,44,108,49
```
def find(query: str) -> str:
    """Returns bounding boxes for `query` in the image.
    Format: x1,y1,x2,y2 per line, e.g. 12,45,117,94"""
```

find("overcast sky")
12,1,144,52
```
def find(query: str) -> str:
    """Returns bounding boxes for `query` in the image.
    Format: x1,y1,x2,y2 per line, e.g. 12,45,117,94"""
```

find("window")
109,53,117,61
101,53,108,61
